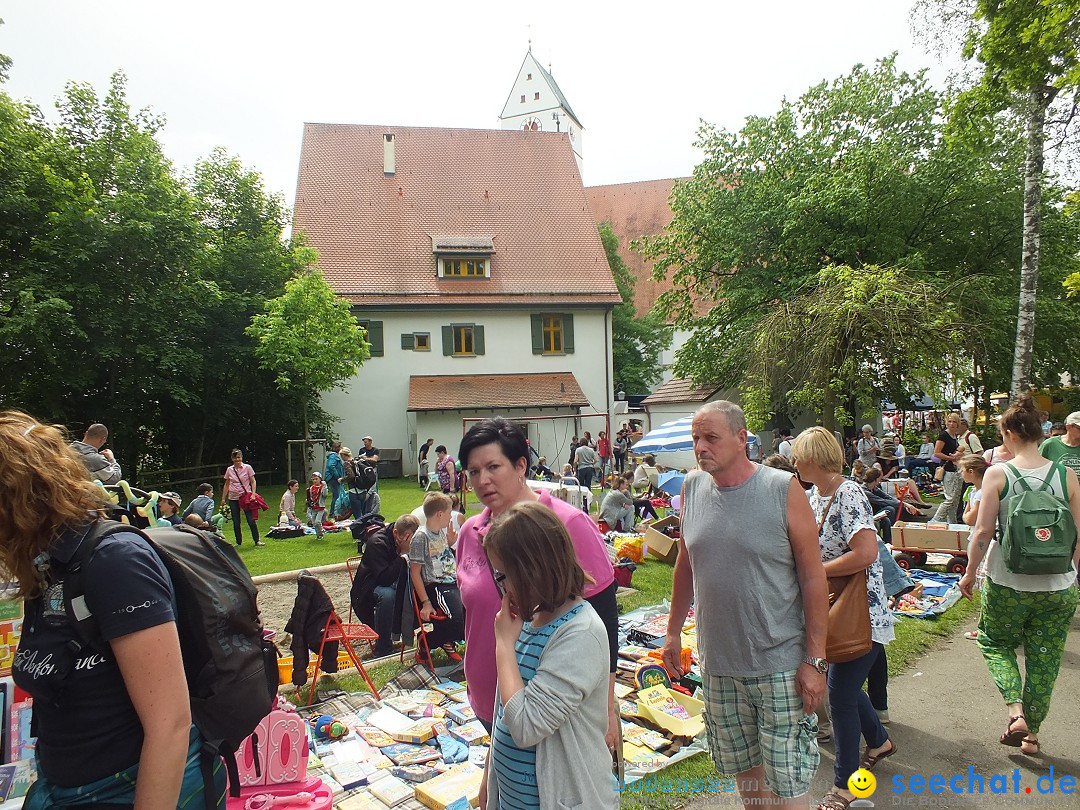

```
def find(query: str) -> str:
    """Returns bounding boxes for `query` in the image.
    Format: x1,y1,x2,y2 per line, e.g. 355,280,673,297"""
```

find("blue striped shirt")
492,603,585,809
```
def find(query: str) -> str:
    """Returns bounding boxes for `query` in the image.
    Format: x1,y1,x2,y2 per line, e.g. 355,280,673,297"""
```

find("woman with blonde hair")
0,411,221,808
791,426,896,810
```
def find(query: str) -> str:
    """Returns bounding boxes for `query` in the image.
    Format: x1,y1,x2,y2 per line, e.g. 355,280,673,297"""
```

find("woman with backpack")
1,411,224,808
958,395,1080,756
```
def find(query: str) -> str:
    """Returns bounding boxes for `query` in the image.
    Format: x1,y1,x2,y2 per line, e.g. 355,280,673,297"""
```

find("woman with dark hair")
958,395,1079,756
455,418,619,747
1,411,223,808
222,448,262,546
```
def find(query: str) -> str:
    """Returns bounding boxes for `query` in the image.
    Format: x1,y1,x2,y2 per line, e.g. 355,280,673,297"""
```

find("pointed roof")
500,50,583,129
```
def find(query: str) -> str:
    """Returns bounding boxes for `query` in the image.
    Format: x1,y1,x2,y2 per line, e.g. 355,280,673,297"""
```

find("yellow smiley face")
848,768,876,798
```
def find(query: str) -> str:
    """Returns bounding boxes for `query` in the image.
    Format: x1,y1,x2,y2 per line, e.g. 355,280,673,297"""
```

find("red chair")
307,609,382,705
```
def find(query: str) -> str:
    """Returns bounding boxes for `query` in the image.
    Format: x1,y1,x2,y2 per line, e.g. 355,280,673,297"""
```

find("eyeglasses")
492,570,507,598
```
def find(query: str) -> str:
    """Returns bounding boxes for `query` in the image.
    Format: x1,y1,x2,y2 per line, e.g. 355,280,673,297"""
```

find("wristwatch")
803,656,829,674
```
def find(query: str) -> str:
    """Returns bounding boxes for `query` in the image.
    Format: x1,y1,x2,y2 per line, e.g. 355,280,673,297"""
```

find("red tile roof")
641,377,722,405
585,179,687,316
294,124,621,308
408,373,589,411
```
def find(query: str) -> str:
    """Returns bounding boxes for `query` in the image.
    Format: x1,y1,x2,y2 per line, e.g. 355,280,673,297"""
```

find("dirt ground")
256,568,355,643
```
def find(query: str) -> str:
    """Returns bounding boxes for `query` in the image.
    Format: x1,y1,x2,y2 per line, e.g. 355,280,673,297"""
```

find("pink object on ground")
227,778,330,810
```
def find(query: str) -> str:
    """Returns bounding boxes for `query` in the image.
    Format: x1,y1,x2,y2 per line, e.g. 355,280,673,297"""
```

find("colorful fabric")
700,668,819,799
977,578,1078,733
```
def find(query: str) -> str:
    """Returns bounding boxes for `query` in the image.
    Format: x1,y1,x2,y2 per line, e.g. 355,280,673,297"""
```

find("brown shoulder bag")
818,486,873,663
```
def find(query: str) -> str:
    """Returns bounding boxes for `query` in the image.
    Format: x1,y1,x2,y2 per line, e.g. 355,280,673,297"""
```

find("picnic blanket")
891,569,963,618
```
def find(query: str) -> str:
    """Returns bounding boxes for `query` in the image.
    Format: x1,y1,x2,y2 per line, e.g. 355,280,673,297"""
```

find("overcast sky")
3,1,946,205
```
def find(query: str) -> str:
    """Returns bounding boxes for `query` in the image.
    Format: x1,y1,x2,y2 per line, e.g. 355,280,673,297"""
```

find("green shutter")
442,325,453,355
473,324,485,355
401,333,414,350
367,320,384,356
531,314,544,354
562,314,574,353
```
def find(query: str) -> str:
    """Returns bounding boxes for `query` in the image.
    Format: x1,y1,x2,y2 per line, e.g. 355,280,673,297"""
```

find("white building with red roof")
293,122,620,473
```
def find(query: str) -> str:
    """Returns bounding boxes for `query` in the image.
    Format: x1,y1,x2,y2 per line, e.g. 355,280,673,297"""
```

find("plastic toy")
245,793,314,810
310,714,347,741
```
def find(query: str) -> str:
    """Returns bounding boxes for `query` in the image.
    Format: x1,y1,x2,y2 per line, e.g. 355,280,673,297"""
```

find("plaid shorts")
701,668,819,799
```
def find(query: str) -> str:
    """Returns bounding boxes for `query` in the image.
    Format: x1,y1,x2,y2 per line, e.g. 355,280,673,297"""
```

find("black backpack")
351,512,386,554
58,520,278,805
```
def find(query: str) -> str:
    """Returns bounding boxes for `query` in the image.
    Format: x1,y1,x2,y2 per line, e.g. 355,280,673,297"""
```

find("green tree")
740,265,960,430
0,73,206,474
639,56,1080,428
177,148,316,469
941,0,1080,396
601,222,670,396
246,269,369,478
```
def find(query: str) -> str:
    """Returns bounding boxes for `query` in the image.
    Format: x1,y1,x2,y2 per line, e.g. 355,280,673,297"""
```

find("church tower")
499,48,583,173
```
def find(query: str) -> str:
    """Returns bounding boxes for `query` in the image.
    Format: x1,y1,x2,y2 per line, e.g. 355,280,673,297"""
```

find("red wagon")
891,522,971,574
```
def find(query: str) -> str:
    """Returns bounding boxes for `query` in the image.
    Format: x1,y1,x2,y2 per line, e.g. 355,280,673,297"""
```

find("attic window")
520,94,526,103
527,73,532,80
439,258,489,278
534,92,540,100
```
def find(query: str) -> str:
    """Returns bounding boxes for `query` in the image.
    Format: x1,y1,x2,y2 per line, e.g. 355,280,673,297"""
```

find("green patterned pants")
977,579,1078,733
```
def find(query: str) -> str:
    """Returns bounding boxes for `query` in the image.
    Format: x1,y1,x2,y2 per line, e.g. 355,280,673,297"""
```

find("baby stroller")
100,482,154,528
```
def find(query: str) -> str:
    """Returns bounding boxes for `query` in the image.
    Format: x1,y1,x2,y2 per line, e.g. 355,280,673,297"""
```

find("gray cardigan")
486,601,617,810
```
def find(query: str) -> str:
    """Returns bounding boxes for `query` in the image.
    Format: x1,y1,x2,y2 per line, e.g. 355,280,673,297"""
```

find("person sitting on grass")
155,492,183,526
183,483,215,525
409,492,465,662
306,472,327,539
279,479,302,528
598,478,635,532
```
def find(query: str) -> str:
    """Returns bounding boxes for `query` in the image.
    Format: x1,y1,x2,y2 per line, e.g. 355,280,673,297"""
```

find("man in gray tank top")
661,401,830,807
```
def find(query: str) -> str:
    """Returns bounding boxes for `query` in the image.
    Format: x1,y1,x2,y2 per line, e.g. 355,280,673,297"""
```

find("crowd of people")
3,399,1077,810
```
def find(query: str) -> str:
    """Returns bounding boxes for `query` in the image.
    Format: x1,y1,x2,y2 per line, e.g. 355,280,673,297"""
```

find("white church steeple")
499,48,583,172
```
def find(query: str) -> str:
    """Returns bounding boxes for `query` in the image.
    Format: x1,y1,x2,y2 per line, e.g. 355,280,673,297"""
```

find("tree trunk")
971,357,980,426
1010,86,1056,398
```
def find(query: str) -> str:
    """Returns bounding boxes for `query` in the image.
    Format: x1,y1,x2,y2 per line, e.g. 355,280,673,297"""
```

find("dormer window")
440,257,489,277
432,235,494,280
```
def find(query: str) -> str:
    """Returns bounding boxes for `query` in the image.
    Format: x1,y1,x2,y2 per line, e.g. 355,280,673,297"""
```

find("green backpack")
1000,462,1077,575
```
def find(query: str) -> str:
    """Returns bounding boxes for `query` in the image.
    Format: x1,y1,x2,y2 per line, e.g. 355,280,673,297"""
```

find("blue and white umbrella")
632,416,695,454
656,470,686,496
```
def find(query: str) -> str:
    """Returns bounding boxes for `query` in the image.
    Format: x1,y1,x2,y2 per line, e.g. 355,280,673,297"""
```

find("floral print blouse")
810,480,896,645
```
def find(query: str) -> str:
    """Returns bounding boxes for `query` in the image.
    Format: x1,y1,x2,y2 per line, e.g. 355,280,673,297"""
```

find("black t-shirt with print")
937,431,960,472
12,526,175,787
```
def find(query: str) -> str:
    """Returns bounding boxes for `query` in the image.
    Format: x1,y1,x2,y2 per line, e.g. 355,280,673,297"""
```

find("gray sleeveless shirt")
682,467,805,676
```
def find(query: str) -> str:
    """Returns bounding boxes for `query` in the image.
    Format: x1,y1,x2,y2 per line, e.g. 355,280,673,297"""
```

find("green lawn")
202,477,486,577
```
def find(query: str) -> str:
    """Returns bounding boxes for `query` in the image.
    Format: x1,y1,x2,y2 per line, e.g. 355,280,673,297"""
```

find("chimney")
384,134,395,176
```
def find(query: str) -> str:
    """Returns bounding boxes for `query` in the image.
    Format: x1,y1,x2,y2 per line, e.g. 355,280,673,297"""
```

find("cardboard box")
415,762,484,810
894,522,970,554
636,684,705,738
643,516,680,563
